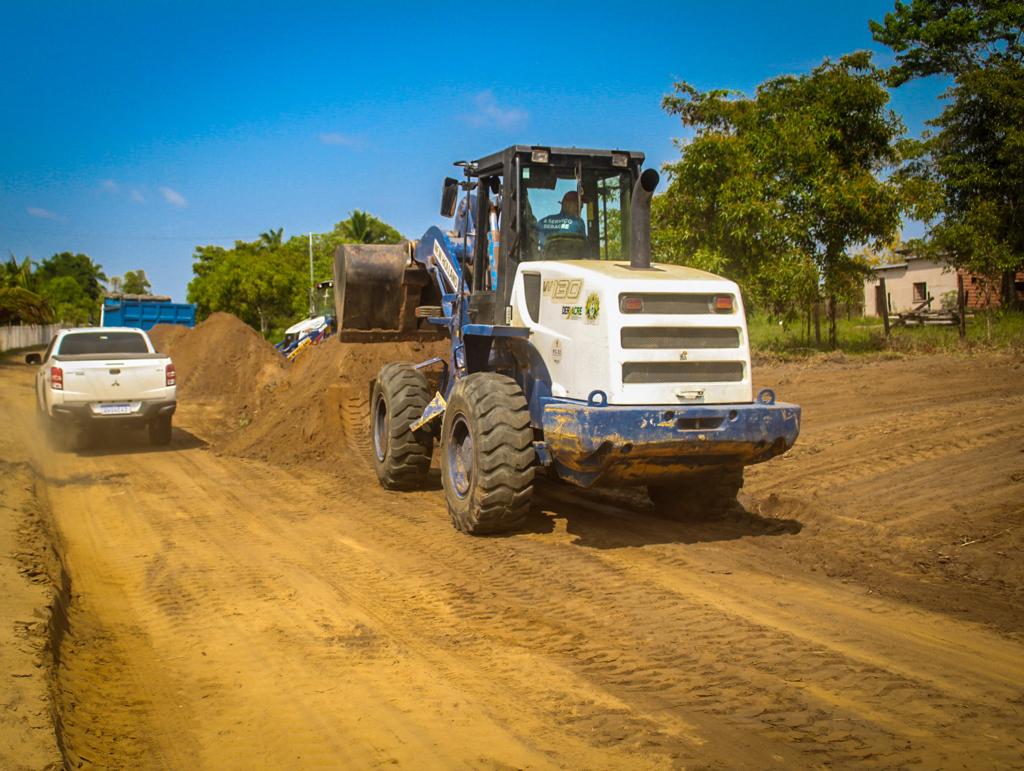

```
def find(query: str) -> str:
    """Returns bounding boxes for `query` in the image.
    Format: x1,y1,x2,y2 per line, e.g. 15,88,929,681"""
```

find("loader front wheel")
370,363,433,490
441,373,535,535
648,468,743,520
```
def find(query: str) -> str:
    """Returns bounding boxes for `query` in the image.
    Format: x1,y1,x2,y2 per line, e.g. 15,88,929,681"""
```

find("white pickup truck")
26,327,176,451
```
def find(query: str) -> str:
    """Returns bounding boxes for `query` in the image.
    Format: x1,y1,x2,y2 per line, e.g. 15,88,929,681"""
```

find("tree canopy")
870,0,1024,85
655,52,905,345
873,0,1024,305
122,269,152,294
36,252,107,302
187,211,404,336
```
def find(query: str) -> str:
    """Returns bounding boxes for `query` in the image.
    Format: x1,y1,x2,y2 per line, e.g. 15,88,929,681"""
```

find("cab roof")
471,145,646,177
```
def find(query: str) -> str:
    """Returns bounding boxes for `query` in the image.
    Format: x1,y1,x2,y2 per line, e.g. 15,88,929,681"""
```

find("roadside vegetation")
187,210,401,339
748,309,1024,358
656,0,1023,348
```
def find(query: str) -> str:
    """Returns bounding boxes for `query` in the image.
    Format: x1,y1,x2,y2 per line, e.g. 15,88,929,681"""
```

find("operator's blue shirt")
537,213,585,247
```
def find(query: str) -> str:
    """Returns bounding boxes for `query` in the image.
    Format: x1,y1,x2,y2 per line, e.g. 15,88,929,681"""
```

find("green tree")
122,269,152,294
0,287,54,325
259,228,284,249
872,1,1024,308
1,255,54,325
870,0,1024,85
37,252,107,302
338,210,403,244
3,254,37,291
657,52,905,346
188,214,404,337
41,276,96,325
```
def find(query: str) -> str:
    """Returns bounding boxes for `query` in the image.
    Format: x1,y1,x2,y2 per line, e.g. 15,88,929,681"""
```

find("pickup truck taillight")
50,366,64,390
165,363,176,387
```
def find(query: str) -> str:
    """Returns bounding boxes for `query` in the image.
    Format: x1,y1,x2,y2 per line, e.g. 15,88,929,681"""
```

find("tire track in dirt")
8,349,1024,768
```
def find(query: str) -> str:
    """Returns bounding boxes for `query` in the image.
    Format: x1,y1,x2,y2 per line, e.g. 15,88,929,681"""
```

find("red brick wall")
958,270,1024,310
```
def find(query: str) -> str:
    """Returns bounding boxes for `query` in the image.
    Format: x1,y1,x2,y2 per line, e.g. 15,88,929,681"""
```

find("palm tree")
0,287,54,325
340,210,373,243
3,254,35,290
259,228,284,249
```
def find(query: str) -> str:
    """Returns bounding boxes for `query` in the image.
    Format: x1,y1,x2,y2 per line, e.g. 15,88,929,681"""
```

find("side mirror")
25,353,41,365
441,177,459,218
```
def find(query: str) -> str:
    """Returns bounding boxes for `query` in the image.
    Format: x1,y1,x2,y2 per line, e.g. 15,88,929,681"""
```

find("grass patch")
748,310,1024,359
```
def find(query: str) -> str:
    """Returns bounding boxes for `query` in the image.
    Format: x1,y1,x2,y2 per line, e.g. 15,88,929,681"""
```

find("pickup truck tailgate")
56,355,171,403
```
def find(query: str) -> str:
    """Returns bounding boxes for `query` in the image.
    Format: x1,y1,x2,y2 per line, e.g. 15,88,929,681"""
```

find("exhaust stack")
629,168,660,270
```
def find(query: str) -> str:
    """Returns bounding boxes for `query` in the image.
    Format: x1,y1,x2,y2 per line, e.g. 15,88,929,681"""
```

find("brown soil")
2,321,1023,768
217,337,447,465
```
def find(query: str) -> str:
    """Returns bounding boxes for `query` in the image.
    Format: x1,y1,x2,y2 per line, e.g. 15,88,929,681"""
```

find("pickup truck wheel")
149,415,172,446
370,363,433,490
441,373,535,535
49,421,88,453
648,468,743,520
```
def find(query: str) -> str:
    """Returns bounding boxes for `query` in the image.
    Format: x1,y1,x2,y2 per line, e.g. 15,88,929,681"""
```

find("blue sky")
1,1,948,301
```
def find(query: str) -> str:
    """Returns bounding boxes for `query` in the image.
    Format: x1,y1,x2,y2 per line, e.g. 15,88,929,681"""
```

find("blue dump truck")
100,295,196,330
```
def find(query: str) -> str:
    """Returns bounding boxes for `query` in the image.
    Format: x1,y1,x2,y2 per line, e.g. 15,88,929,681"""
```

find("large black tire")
648,468,744,520
149,415,172,446
440,373,535,535
370,363,433,490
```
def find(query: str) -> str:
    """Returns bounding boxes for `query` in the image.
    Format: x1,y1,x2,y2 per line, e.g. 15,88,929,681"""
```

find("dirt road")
2,347,1022,768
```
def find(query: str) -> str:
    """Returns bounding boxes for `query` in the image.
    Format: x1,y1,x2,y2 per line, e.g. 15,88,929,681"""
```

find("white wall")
864,260,958,316
0,324,61,353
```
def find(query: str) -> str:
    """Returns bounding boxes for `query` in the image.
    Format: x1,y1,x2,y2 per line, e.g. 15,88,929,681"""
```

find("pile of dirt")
151,314,286,435
147,323,190,355
219,337,447,467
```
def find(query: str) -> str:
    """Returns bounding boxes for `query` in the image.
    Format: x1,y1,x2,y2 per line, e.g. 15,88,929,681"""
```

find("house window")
913,282,927,303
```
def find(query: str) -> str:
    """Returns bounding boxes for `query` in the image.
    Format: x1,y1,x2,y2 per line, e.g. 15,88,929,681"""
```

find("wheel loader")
334,145,800,534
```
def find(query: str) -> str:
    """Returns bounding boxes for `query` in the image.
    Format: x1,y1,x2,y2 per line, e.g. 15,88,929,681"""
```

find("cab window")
520,164,631,261
57,332,149,355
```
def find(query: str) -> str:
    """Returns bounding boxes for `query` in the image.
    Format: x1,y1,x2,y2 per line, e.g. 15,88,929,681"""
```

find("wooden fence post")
879,277,890,337
957,272,967,340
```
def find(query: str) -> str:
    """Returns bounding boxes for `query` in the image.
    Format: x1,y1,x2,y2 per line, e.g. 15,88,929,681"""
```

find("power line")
1,226,248,242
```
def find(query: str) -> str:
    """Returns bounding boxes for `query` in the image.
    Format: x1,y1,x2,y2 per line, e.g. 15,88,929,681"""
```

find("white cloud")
27,206,61,220
318,132,358,146
159,186,187,207
100,179,119,192
130,189,145,203
463,91,528,130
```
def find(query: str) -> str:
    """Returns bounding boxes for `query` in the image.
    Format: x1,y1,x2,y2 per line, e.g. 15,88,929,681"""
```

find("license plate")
99,403,133,415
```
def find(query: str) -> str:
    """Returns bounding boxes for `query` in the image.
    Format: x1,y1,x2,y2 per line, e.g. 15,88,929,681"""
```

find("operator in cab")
536,191,585,249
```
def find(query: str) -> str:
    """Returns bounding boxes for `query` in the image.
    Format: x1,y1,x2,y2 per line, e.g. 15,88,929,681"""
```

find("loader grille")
620,327,740,349
622,361,745,384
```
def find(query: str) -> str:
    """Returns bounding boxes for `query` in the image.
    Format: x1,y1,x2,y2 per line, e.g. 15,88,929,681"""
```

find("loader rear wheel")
441,373,535,535
648,468,743,521
370,363,433,490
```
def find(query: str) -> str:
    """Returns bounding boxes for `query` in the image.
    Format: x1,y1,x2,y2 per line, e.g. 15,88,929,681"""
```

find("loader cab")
448,145,646,326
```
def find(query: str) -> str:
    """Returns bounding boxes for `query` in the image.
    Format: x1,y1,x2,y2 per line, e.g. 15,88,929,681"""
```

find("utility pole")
308,233,315,316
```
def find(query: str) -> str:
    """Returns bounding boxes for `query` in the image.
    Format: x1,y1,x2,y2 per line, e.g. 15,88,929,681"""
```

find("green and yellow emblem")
584,292,600,322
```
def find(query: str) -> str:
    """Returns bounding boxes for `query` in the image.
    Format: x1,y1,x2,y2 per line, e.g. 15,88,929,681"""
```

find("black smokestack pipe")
630,168,660,270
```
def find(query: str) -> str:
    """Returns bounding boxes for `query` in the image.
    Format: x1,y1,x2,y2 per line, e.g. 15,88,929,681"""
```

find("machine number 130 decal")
543,278,583,301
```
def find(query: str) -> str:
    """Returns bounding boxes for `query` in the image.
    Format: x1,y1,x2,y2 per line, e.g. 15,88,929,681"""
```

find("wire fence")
0,324,61,353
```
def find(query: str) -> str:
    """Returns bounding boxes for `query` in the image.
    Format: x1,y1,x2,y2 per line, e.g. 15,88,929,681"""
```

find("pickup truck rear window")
57,332,149,355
